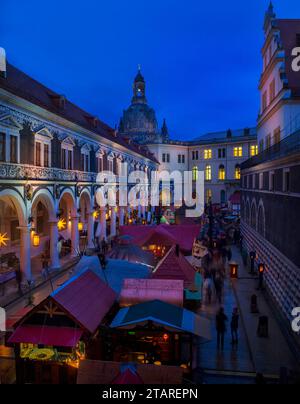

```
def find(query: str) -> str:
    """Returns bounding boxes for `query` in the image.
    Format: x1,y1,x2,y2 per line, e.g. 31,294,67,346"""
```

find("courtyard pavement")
195,245,299,383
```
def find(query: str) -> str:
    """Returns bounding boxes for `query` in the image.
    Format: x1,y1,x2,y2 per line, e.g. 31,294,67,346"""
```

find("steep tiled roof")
0,62,158,162
51,270,117,333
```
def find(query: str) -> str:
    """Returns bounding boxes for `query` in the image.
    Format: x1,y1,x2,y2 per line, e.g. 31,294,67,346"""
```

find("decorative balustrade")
0,163,97,182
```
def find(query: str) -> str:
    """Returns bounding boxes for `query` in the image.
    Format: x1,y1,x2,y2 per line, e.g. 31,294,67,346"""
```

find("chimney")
0,48,7,78
244,128,250,136
227,129,232,138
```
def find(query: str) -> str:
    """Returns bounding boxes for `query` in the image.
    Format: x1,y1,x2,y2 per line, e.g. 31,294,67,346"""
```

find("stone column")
110,208,117,238
19,226,32,282
100,208,107,241
71,216,80,257
49,221,60,270
87,212,95,249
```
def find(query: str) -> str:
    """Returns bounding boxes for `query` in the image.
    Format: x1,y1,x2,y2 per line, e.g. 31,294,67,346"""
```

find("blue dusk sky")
1,0,300,140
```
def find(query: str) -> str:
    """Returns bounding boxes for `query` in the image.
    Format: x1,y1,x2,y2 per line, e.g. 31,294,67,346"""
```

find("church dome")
122,103,158,134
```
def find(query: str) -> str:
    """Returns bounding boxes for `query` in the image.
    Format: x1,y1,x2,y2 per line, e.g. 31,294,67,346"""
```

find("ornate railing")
0,162,97,182
241,129,300,170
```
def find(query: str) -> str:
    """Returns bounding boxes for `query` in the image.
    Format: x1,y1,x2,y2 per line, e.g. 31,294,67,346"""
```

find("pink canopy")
119,224,201,253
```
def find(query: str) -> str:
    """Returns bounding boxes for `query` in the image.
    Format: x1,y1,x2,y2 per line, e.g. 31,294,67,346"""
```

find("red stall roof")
152,245,196,287
111,368,144,385
119,224,201,253
8,325,83,347
51,270,117,334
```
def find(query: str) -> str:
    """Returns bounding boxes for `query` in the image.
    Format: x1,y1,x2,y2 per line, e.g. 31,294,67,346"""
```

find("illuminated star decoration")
0,232,9,247
57,218,67,231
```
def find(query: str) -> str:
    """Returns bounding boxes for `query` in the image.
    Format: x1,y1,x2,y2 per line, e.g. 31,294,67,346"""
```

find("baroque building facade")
241,4,300,325
0,60,158,282
118,70,258,205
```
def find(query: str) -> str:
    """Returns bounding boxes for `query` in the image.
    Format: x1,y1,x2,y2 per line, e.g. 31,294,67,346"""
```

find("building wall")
148,137,257,205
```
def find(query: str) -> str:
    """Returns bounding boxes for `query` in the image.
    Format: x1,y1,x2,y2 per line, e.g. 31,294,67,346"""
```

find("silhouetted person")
214,274,223,304
15,267,23,296
231,307,239,346
216,307,228,350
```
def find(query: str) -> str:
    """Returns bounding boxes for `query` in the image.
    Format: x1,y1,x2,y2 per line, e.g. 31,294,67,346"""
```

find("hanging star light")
57,218,67,231
0,232,9,247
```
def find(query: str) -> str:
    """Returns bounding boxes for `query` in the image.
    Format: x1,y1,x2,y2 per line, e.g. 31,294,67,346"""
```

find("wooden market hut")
109,299,211,372
7,269,117,384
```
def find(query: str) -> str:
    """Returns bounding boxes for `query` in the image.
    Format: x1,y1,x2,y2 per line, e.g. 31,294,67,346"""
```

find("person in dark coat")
231,307,239,345
15,267,23,296
216,307,228,350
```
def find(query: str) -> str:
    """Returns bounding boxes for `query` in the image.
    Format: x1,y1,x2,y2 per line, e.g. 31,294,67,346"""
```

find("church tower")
132,67,147,104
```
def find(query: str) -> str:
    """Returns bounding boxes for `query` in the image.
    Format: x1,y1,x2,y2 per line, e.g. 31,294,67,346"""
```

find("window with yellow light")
233,146,243,157
250,145,258,156
205,165,212,181
218,165,226,181
204,149,212,160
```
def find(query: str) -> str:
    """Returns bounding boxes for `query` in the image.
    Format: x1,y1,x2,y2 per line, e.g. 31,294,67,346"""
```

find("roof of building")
77,360,183,384
107,243,156,268
73,256,151,296
119,224,201,253
8,325,83,347
152,245,196,287
111,366,144,385
110,299,211,339
192,127,257,142
0,62,158,163
51,269,117,333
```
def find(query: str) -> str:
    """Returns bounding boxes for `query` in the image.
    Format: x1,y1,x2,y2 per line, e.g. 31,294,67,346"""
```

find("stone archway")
0,189,30,280
58,189,78,257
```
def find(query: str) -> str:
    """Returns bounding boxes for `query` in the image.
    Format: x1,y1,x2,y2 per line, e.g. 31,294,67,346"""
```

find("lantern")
258,263,265,274
78,222,84,232
93,211,98,219
163,333,169,342
230,262,238,279
33,233,40,247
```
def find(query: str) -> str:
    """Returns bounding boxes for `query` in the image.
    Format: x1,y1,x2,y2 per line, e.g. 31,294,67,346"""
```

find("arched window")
192,166,198,181
206,189,212,204
205,165,212,181
235,164,241,180
218,165,226,180
250,202,257,229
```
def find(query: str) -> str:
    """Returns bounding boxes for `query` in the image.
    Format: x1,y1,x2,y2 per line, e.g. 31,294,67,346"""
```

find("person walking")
15,267,23,297
231,307,239,346
214,273,223,304
216,307,228,350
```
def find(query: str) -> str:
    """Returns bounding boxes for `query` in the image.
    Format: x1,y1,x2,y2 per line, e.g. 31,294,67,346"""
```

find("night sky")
1,0,300,140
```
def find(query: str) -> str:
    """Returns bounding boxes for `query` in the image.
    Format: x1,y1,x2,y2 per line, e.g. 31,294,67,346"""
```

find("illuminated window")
192,166,198,181
218,165,226,180
206,189,212,204
205,165,212,181
235,165,241,180
233,147,243,157
204,149,212,160
250,145,258,157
